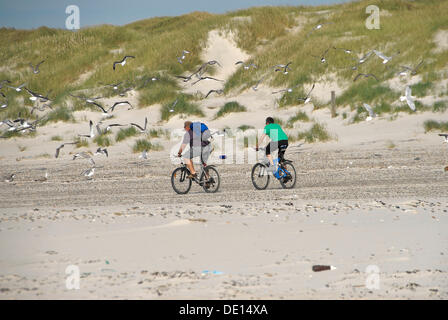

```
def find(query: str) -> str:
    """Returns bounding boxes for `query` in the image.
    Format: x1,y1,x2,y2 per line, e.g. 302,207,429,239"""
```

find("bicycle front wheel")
251,163,270,190
171,167,192,194
279,162,296,189
201,166,220,193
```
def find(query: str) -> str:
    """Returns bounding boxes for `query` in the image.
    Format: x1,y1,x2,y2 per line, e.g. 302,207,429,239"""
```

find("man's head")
265,117,274,125
184,121,192,131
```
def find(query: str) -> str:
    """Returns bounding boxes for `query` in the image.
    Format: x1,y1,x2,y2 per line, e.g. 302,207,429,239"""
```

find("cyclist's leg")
201,144,212,180
184,147,199,177
266,141,279,166
278,140,288,163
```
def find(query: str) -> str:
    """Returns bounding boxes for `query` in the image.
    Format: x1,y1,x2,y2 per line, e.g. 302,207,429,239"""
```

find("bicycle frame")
257,148,291,179
178,158,212,185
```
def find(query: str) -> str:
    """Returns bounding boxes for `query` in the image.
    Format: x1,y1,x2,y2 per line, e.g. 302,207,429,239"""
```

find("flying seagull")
141,76,159,87
177,50,190,64
118,87,133,97
274,62,292,74
73,151,95,166
272,84,300,94
29,60,45,74
205,60,222,68
113,55,135,70
104,82,123,90
398,60,424,76
108,101,133,112
0,100,7,109
333,47,356,54
400,86,416,111
235,61,257,70
297,83,316,104
351,51,374,70
95,148,108,157
306,22,333,37
252,76,266,91
169,99,178,113
439,134,448,143
372,50,400,64
354,73,379,82
176,75,194,83
130,117,148,133
205,89,224,99
139,150,148,160
81,167,95,180
78,120,96,138
7,83,27,92
192,76,224,86
4,173,15,183
311,48,331,63
362,103,376,121
70,94,109,113
55,142,77,158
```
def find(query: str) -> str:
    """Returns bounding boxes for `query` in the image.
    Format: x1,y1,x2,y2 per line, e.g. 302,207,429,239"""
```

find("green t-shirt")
264,123,288,142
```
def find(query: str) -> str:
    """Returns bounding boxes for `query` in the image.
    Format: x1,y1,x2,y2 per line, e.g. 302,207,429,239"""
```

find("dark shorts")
266,140,288,158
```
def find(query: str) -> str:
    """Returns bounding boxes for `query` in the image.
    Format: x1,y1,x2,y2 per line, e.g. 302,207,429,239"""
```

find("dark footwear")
187,173,198,180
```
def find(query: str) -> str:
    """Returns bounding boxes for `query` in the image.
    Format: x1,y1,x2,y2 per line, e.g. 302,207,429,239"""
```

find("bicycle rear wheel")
201,166,220,193
171,167,192,194
279,162,296,189
251,163,270,190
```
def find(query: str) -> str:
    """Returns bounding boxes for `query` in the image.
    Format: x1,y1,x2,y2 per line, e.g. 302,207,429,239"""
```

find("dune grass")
75,138,89,148
297,122,331,143
238,124,255,132
93,134,112,147
115,126,138,142
215,101,247,118
132,139,163,153
0,0,447,124
286,111,310,127
424,120,448,133
51,135,63,141
160,94,203,121
41,106,74,125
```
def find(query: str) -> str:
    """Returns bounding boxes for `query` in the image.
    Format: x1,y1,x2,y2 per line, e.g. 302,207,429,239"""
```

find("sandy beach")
0,142,447,299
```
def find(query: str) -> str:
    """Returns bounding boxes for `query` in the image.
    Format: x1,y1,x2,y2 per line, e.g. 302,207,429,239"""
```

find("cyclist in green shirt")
256,117,289,170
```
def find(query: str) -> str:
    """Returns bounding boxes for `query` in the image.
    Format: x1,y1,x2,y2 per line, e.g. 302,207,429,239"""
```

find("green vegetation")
93,133,112,147
132,139,163,153
432,100,448,112
411,81,433,98
286,111,310,127
148,128,167,138
0,0,447,125
272,117,284,126
297,122,331,143
75,137,89,148
41,106,74,125
115,126,138,142
238,124,255,132
160,95,203,121
215,101,247,118
424,120,448,133
51,135,63,141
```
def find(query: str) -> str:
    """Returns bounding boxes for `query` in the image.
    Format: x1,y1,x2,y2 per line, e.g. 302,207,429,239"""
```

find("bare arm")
178,143,187,157
257,133,267,149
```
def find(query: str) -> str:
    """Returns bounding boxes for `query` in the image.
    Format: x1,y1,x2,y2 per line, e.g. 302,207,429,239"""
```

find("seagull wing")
90,101,107,113
306,83,316,98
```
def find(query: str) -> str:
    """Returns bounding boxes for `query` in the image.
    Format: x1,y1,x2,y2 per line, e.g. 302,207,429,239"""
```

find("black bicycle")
171,158,220,194
251,147,296,190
